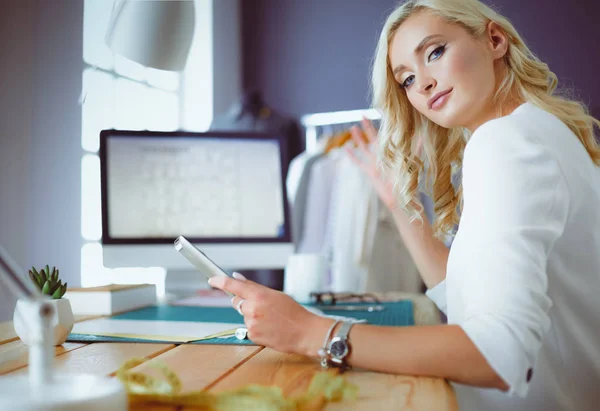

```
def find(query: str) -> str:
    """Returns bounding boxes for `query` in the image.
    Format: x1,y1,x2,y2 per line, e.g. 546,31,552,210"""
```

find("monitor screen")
100,130,291,245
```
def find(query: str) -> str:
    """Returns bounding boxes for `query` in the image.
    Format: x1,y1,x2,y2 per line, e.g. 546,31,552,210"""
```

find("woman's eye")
428,45,446,62
401,75,415,89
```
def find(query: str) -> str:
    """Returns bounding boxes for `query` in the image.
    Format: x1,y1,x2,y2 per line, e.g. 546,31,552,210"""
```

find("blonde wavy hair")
372,0,600,240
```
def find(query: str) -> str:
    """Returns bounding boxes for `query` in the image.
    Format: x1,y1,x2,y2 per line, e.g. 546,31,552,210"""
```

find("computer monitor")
99,129,294,277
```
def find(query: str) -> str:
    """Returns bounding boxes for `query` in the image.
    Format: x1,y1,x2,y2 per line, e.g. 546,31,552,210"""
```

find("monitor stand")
164,268,284,300
164,269,216,299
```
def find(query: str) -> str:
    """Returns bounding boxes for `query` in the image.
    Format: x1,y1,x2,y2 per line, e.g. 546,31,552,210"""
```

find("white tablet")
173,235,234,297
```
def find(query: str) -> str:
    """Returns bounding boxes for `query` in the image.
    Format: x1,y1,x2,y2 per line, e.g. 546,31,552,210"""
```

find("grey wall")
212,0,243,115
0,0,83,321
241,0,600,119
0,1,34,319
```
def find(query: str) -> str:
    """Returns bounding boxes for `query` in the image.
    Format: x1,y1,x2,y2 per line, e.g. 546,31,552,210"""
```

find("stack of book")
64,284,157,315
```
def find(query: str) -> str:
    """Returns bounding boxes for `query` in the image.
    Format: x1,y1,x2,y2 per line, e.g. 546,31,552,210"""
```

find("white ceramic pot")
13,298,75,346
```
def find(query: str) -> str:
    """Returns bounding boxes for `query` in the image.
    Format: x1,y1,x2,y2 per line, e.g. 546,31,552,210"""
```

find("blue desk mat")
67,300,414,345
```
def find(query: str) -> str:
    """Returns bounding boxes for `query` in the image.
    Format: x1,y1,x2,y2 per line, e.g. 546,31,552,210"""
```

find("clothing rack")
292,107,425,294
300,107,456,249
300,108,380,153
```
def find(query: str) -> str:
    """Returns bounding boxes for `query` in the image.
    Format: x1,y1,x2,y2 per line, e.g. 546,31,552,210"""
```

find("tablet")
174,235,234,297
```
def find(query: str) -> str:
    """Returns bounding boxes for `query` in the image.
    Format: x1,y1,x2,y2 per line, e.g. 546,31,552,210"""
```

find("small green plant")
29,265,68,299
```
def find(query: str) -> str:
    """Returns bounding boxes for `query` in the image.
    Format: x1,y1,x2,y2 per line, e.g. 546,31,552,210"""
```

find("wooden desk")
0,292,458,410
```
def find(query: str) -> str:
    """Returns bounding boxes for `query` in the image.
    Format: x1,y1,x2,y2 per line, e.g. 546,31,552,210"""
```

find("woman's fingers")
231,295,245,316
350,125,369,152
208,275,260,299
361,117,379,143
231,294,260,320
232,272,247,281
345,145,370,174
350,126,378,165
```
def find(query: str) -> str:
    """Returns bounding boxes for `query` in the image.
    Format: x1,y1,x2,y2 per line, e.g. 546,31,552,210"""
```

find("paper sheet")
72,318,244,343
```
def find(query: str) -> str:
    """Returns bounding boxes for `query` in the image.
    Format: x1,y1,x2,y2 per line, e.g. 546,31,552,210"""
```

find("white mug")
283,253,328,303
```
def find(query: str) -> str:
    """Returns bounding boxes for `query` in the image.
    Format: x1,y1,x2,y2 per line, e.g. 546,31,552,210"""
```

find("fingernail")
208,276,223,287
233,272,247,281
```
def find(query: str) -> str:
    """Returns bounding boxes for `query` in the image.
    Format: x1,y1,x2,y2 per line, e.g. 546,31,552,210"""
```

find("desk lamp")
105,0,195,71
0,245,127,410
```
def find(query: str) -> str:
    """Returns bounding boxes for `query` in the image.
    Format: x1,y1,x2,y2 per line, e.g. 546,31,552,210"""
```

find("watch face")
330,339,348,358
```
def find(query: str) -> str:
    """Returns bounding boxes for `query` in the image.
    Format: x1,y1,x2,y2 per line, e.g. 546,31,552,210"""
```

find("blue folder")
67,300,414,345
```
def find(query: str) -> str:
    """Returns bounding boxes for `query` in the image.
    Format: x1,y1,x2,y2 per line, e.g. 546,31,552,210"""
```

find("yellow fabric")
116,357,359,410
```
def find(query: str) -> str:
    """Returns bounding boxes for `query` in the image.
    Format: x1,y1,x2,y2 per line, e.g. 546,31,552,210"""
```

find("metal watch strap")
336,321,354,340
318,319,341,368
328,321,354,370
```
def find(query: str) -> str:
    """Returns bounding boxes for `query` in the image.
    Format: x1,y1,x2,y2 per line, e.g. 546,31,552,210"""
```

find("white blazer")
427,102,600,410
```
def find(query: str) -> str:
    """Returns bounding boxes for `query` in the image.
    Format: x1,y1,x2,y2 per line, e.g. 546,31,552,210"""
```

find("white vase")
13,298,75,346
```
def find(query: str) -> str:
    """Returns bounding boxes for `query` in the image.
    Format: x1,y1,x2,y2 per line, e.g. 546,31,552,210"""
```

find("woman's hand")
345,118,398,210
347,121,448,287
346,117,423,211
208,273,332,357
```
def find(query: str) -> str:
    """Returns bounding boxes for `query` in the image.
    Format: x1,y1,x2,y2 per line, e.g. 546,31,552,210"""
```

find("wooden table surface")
0,292,458,410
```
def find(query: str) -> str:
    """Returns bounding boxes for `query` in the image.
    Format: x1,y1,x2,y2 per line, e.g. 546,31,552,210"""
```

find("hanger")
324,130,352,154
323,126,369,154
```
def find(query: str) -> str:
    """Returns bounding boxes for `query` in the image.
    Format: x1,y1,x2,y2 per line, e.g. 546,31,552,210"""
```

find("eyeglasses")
309,292,381,306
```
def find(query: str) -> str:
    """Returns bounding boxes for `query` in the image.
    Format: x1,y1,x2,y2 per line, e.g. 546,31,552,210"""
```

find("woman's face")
388,11,508,131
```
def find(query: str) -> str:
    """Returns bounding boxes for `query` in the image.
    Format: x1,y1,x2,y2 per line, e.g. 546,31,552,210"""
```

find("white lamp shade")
105,0,195,71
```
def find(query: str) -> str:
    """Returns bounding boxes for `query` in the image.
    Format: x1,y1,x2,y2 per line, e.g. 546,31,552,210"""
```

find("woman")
208,0,600,409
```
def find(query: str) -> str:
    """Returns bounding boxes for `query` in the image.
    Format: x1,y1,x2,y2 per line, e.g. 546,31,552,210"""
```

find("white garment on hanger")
328,149,421,293
286,151,323,247
297,155,338,254
363,204,422,293
330,152,374,292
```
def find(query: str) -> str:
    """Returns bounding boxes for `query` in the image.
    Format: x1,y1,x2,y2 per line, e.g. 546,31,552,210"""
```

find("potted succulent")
13,265,74,346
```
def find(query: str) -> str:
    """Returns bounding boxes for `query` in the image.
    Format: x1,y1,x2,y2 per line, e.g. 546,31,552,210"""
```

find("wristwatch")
327,321,354,370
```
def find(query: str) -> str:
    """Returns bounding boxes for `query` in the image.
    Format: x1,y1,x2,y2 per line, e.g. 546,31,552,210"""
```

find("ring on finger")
236,298,245,316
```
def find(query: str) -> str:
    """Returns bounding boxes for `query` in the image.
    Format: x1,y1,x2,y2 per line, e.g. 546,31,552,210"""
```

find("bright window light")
81,0,212,289
81,154,101,241
81,68,114,152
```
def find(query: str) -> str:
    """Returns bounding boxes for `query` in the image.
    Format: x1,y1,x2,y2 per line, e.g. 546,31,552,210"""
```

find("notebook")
64,284,157,315
71,318,243,343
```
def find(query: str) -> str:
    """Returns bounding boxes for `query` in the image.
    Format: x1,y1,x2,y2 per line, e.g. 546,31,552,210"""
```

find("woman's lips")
429,89,453,110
